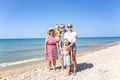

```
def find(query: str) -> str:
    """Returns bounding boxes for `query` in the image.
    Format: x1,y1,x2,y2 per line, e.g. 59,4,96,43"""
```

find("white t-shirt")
64,32,78,43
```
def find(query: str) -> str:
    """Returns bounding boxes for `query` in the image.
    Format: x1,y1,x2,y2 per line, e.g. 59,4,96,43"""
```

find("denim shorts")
72,43,77,51
64,55,70,66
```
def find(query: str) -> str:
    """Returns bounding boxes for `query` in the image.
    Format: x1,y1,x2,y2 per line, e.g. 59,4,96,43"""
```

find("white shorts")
64,55,70,66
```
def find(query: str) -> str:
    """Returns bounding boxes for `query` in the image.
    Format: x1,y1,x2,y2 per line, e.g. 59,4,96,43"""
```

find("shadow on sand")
56,62,94,72
76,62,94,72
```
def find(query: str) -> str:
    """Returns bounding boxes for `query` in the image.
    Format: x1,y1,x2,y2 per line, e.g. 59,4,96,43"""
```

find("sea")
0,37,120,66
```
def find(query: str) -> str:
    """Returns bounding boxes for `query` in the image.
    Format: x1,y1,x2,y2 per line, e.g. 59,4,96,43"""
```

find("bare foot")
53,68,56,71
67,73,70,76
73,72,76,76
65,73,70,76
48,68,51,71
61,67,64,71
48,68,52,71
65,71,70,76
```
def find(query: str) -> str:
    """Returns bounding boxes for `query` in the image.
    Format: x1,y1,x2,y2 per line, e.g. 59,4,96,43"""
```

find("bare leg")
70,63,73,73
67,65,70,76
48,61,51,71
73,51,77,76
60,55,64,69
70,50,73,72
53,60,56,71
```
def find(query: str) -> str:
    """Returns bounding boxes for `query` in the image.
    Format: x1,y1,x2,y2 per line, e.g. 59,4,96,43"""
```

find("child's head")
64,38,69,45
55,24,60,30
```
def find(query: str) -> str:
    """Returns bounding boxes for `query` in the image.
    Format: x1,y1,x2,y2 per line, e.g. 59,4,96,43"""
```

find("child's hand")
71,56,73,63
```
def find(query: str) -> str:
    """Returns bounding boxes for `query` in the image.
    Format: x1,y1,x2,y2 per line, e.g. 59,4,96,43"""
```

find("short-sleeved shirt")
60,30,67,47
64,32,78,43
61,30,67,41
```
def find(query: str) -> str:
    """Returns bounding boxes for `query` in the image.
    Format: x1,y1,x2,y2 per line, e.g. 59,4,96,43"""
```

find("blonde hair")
67,23,73,28
64,38,69,42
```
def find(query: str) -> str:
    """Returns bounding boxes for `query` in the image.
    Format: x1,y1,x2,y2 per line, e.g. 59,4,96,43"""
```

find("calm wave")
0,37,120,65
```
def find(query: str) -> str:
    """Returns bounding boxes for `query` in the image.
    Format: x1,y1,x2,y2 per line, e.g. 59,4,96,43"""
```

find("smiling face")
67,23,73,32
55,24,60,30
48,29,54,35
60,24,65,32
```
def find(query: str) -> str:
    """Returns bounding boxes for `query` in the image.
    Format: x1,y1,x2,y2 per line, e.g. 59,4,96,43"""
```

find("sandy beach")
0,42,120,80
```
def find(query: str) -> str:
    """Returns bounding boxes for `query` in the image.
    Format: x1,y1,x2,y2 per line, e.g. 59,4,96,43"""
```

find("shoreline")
77,40,120,57
0,40,118,67
0,40,120,79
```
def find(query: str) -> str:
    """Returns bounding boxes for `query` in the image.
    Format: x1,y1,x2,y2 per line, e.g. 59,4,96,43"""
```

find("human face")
56,25,60,30
61,26,65,32
67,25,73,31
64,39,69,46
49,29,54,35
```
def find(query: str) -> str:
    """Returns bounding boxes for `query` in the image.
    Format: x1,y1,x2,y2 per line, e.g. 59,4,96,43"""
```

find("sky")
0,0,120,38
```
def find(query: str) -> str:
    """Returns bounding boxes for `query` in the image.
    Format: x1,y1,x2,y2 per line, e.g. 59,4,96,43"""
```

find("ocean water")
0,37,120,65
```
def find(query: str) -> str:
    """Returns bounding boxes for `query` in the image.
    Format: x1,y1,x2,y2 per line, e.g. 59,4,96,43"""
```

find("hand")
71,56,73,63
69,45,71,48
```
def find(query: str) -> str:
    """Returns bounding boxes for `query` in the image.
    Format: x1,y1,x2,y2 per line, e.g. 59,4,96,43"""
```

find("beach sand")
0,42,120,80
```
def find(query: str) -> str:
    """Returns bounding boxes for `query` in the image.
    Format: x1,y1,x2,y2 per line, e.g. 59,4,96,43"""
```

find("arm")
45,37,48,55
57,38,60,50
58,39,63,51
70,47,73,62
69,41,75,47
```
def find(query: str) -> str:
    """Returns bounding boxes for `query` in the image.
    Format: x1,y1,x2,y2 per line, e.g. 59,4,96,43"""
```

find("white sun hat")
48,28,54,31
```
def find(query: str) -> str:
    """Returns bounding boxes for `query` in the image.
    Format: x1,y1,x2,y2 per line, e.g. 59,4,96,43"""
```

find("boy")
61,38,72,75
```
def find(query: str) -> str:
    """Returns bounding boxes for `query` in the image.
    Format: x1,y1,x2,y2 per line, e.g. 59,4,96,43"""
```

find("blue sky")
0,0,120,38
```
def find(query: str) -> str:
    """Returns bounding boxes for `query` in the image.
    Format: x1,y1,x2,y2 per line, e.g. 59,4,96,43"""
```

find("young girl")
61,38,72,75
45,28,58,71
54,24,61,41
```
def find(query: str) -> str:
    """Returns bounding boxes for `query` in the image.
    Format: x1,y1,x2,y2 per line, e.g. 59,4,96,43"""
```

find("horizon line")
0,36,120,39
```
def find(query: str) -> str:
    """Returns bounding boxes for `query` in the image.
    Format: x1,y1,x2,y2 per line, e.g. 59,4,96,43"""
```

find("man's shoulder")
64,31,68,35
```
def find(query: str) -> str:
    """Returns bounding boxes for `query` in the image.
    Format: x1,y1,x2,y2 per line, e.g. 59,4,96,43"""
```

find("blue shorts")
64,55,70,66
72,43,77,51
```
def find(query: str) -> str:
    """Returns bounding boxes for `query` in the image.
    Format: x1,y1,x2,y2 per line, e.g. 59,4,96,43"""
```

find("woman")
45,28,58,71
64,23,78,76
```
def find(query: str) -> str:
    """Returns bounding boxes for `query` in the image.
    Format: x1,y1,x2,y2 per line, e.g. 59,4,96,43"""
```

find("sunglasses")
67,26,72,28
49,30,54,32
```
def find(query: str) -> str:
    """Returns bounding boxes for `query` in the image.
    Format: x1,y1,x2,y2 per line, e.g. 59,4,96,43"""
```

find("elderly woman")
45,28,58,71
